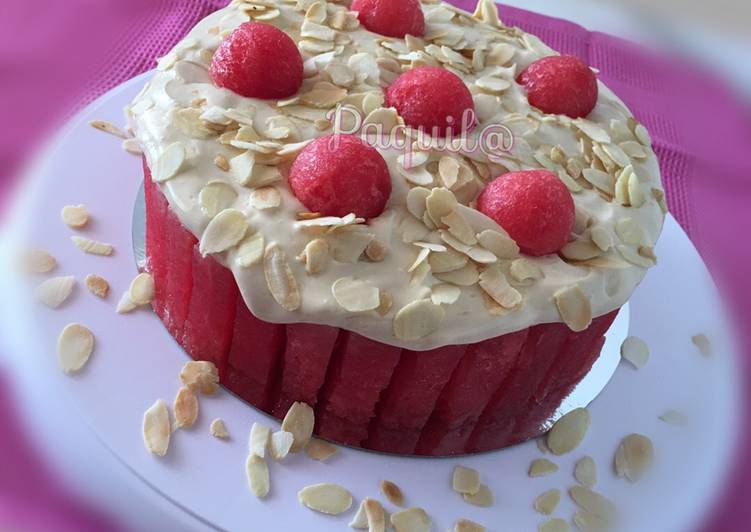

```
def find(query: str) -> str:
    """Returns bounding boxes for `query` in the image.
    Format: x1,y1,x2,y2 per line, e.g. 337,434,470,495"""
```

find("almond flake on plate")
692,333,712,356
529,458,558,477
350,497,374,529
249,187,281,209
574,456,597,487
235,232,265,268
381,480,405,507
142,399,170,457
71,236,113,256
298,483,353,515
199,208,248,256
365,498,387,532
428,248,468,274
479,266,522,309
390,507,431,532
365,239,387,262
22,249,56,273
90,119,128,139
569,486,617,522
462,484,493,507
573,510,608,532
281,401,315,452
614,433,653,482
85,274,109,298
554,285,592,332
246,454,270,498
174,386,198,429
180,360,219,394
393,299,445,340
547,407,591,455
210,418,229,439
306,438,338,461
620,336,649,369
433,262,479,286
61,204,89,228
332,277,380,312
534,489,561,515
452,465,481,495
270,430,294,460
129,272,155,305
152,142,186,182
659,409,688,426
116,292,138,314
37,275,76,308
57,323,94,373
264,244,301,311
539,518,570,532
199,182,237,218
453,518,486,532
431,283,461,305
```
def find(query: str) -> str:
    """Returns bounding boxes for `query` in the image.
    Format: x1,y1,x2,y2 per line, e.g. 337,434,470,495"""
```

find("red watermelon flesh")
143,164,168,320
272,323,340,418
161,204,196,341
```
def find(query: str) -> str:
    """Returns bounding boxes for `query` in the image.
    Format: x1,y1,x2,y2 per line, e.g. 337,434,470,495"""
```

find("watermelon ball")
209,22,303,100
517,55,598,118
288,134,392,219
385,67,475,137
477,170,575,256
351,0,425,38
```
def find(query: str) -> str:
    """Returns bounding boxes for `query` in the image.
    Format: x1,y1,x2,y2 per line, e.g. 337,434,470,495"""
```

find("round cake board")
0,73,741,532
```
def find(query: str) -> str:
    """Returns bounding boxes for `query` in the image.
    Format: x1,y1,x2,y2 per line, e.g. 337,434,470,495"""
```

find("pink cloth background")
1,1,749,530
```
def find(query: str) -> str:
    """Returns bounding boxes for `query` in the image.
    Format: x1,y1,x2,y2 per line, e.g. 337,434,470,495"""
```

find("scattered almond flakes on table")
534,489,561,515
85,274,110,298
539,518,570,532
246,454,270,498
659,409,688,426
209,418,229,439
298,483,352,515
364,498,387,532
692,333,712,356
23,249,56,273
306,438,338,461
453,518,486,532
249,423,271,458
57,322,94,373
270,430,294,460
547,408,591,455
569,486,617,523
142,399,170,457
574,456,597,487
71,236,113,256
391,507,431,532
36,275,76,308
462,484,494,508
90,119,128,139
281,401,315,453
173,386,198,429
60,204,89,228
380,480,405,507
614,433,654,482
180,360,219,395
620,336,650,369
529,458,559,477
452,465,480,495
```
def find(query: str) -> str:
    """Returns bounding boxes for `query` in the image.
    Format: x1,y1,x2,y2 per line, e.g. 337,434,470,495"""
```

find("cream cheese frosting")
127,0,666,351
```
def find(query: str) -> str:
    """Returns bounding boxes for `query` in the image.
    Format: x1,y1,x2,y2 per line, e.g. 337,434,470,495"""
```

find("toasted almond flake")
452,465,480,495
199,209,248,256
249,187,281,210
57,323,94,373
615,433,653,482
246,454,270,498
391,507,431,532
306,438,338,461
547,407,591,455
199,182,237,218
554,285,592,332
561,240,602,262
620,336,649,369
425,188,457,227
214,154,230,171
332,277,380,312
442,211,477,245
282,401,315,452
61,204,89,228
529,458,559,477
84,274,109,298
434,262,479,286
454,518,486,532
539,518,570,532
129,272,155,306
210,418,229,439
659,409,688,426
264,244,301,311
381,480,405,507
364,498,387,532
376,290,393,316
36,275,76,308
479,266,522,309
301,82,348,109
431,283,461,305
116,292,137,314
142,399,170,457
71,236,113,256
235,232,265,268
22,249,57,274
180,360,219,395
574,456,597,487
510,258,543,283
173,386,198,429
438,157,461,188
569,486,617,522
152,143,186,182
90,119,128,139
298,483,353,515
302,238,330,275
350,498,370,529
692,333,712,356
393,299,445,340
534,489,561,515
477,230,519,259
428,248,468,273
270,430,294,460
573,510,608,532
365,239,387,262
462,484,493,507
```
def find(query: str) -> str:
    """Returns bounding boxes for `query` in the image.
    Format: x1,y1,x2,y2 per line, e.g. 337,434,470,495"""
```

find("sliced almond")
116,292,137,314
365,239,388,262
350,498,371,529
210,418,229,439
249,187,281,210
574,456,597,487
365,498,387,532
659,409,688,426
573,510,609,532
306,438,338,461
534,489,561,515
22,249,56,273
328,228,374,263
332,277,380,312
425,188,457,227
634,123,652,146
281,401,315,452
439,157,461,188
90,119,128,139
442,211,477,246
264,244,301,311
431,283,461,305
173,386,198,429
406,187,430,219
554,285,592,332
569,486,617,522
71,236,113,256
246,454,270,498
390,507,431,532
428,248,468,273
614,433,653,482
298,483,353,515
236,232,265,268
142,399,170,457
129,272,155,305
37,276,76,308
509,258,543,283
199,209,248,256
393,299,445,340
453,519,486,532
214,154,230,171
590,226,612,252
199,182,237,218
180,360,219,395
615,218,643,245
620,336,649,369
529,458,558,477
434,262,480,287
57,323,94,373
472,0,503,28
617,244,655,268
453,465,481,495
692,334,712,356
270,430,294,460
249,422,271,458
61,204,89,228
547,407,591,455
85,274,109,298
479,266,521,309
561,240,602,261
539,518,570,532
301,238,330,275
581,168,615,195
152,142,186,182
462,484,493,507
477,230,519,259
229,151,256,185
381,480,405,507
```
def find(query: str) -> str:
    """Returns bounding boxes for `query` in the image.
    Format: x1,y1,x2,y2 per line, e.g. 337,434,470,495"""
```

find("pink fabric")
1,1,749,530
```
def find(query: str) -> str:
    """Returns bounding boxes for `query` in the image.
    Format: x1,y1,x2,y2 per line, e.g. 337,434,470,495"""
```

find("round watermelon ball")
517,55,598,118
351,0,425,38
477,170,575,256
288,134,392,219
209,22,303,100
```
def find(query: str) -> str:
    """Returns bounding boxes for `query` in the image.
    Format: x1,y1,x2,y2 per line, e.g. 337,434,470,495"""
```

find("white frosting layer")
127,0,665,351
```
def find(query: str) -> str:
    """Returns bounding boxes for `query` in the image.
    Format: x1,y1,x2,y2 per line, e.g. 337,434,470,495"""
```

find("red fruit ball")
209,22,303,100
385,67,475,137
517,55,598,118
351,0,425,38
288,134,392,219
476,170,575,256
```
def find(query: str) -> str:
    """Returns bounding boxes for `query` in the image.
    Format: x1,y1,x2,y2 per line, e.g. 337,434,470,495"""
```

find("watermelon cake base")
144,163,618,456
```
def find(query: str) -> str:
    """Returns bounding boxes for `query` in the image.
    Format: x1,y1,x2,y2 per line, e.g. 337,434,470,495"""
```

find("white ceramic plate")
0,73,741,532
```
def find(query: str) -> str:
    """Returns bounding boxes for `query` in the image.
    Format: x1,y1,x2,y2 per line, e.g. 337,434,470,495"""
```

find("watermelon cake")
127,0,666,456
